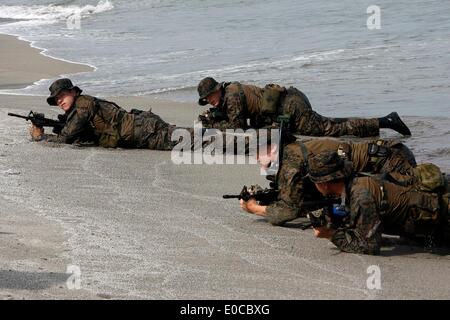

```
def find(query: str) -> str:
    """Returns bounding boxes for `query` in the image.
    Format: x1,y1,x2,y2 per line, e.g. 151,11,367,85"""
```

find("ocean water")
0,1,449,111
0,0,449,167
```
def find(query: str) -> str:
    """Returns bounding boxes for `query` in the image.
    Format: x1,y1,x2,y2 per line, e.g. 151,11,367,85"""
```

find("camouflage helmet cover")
197,77,221,106
308,150,352,183
47,78,82,106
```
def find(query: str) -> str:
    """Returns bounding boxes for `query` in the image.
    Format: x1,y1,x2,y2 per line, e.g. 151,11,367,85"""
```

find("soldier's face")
315,182,330,195
206,90,222,107
315,181,345,197
55,89,76,112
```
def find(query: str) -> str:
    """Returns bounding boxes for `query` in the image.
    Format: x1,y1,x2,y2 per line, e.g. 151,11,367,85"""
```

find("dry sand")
0,34,449,300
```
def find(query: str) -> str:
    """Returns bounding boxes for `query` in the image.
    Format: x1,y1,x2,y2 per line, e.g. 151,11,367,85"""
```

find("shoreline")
0,34,94,90
13,34,98,73
0,33,202,127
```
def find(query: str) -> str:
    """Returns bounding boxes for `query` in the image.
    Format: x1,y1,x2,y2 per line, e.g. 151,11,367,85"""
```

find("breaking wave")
431,148,450,157
0,0,114,27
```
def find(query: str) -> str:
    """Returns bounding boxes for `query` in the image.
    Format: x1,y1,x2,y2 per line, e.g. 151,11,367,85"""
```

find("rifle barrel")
7,113,29,120
8,111,64,128
222,195,241,199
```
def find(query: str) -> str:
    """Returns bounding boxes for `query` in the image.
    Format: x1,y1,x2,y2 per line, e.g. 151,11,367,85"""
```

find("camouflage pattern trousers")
133,111,221,151
281,87,380,137
130,111,181,150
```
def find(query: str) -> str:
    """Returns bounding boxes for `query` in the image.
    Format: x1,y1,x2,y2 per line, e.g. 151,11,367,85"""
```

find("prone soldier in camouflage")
30,78,202,150
307,150,450,255
240,137,417,226
197,77,412,137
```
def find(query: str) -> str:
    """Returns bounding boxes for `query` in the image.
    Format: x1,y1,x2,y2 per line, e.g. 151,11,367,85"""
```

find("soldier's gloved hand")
29,124,44,141
240,198,267,216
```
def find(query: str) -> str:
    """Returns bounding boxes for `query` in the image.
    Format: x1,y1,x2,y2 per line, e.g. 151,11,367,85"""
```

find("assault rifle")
8,111,66,134
223,185,279,206
209,108,227,121
199,108,228,123
222,115,293,206
298,198,348,230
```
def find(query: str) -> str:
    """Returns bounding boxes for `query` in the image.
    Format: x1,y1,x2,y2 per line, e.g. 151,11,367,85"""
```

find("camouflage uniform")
265,138,417,225
39,78,213,150
43,94,264,153
330,174,449,255
41,78,274,153
198,78,381,137
308,151,450,255
43,94,193,150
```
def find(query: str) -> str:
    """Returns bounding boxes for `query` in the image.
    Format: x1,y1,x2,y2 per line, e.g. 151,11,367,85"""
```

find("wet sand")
0,34,93,90
0,35,449,300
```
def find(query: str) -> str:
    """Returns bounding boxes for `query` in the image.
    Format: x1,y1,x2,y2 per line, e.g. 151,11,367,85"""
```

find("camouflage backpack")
412,163,445,192
260,84,285,115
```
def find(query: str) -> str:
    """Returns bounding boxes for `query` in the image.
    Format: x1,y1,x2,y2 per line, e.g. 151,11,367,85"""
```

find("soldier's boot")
378,112,412,136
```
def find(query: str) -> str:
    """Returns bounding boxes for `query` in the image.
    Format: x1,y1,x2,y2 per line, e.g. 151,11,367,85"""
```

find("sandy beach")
0,34,93,90
1,34,449,300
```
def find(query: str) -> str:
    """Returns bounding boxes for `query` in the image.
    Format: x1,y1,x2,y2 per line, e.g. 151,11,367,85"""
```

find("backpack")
412,163,445,192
